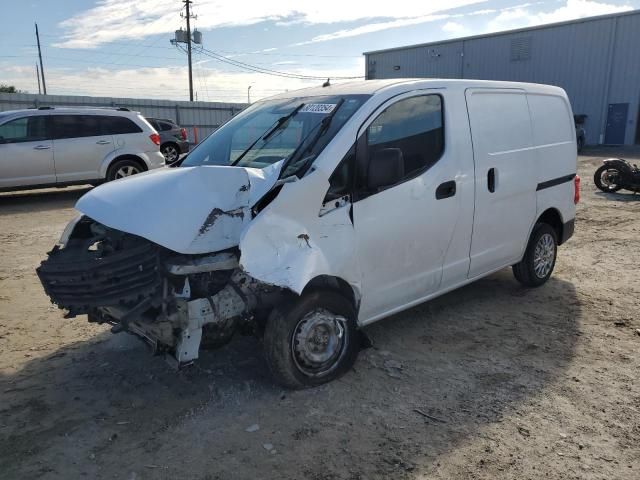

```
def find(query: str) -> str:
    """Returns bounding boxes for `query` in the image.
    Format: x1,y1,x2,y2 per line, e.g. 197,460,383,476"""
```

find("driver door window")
0,116,50,143
357,94,444,196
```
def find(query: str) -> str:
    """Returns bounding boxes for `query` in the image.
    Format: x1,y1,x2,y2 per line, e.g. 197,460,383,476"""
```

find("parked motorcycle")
594,158,640,193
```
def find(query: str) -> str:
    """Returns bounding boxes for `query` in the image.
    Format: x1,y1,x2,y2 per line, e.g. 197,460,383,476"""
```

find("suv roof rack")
28,106,132,112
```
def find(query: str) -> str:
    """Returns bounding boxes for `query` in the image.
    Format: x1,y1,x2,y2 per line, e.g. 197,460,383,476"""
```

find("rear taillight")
180,128,187,141
574,175,580,204
149,133,160,146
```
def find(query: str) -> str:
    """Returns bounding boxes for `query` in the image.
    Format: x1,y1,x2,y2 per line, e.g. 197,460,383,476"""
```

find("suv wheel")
161,143,180,163
263,290,359,389
512,223,558,287
107,159,143,181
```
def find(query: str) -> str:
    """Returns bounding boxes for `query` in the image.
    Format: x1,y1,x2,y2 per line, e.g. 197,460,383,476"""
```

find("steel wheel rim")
163,145,179,162
114,165,140,179
600,168,620,190
533,233,555,278
291,309,348,377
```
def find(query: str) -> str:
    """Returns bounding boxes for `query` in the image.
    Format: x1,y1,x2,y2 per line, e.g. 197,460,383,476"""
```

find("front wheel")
594,165,623,192
513,223,558,287
263,290,359,389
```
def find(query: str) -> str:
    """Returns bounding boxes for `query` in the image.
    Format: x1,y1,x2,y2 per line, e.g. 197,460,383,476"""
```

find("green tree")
0,85,21,93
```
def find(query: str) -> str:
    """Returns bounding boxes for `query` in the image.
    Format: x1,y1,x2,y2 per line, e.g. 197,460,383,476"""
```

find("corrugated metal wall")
365,11,640,145
0,93,248,142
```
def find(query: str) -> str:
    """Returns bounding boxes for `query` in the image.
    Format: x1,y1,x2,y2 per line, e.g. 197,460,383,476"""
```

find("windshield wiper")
280,98,345,178
231,102,305,167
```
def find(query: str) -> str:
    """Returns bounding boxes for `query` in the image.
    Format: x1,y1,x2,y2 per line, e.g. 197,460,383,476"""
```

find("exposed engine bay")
37,217,285,367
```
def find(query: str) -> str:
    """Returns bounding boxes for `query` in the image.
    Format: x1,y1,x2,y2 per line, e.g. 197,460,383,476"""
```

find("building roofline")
363,8,640,56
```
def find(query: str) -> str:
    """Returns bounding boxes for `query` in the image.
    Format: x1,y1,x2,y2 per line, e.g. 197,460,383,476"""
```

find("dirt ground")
1,149,639,480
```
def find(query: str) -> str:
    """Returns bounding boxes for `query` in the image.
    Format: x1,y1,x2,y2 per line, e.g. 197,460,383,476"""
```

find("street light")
247,85,252,104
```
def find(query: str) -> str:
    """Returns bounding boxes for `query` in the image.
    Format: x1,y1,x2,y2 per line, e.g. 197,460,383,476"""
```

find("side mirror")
367,148,404,190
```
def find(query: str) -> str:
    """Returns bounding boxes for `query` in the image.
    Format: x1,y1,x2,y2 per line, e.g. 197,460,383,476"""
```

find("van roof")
264,78,566,100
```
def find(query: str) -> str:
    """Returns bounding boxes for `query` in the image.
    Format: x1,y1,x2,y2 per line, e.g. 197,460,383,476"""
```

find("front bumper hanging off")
37,220,280,367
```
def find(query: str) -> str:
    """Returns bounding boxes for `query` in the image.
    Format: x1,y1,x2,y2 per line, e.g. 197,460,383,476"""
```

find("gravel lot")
1,149,639,479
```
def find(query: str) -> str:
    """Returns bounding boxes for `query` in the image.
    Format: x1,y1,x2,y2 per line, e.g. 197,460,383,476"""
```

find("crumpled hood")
75,163,281,254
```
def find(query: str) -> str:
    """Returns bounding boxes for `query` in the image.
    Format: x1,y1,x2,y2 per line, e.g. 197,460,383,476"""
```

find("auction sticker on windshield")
300,104,336,114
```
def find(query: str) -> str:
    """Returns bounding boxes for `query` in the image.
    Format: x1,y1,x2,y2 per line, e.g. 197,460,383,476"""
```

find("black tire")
106,158,144,182
161,143,180,164
594,165,623,193
512,223,558,287
263,290,359,389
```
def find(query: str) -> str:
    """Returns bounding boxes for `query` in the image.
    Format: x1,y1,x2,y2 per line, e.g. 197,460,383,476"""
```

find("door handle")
33,145,50,150
96,140,111,145
435,180,456,200
487,168,496,193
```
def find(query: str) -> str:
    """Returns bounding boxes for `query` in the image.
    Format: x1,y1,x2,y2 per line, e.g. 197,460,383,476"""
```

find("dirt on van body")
1,149,639,480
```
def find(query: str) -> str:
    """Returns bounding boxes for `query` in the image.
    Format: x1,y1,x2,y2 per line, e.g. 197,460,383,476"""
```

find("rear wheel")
106,159,143,182
594,165,623,192
513,223,558,287
263,290,359,389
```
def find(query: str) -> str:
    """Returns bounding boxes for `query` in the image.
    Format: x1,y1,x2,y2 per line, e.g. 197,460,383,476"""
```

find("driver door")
351,92,465,323
0,115,55,189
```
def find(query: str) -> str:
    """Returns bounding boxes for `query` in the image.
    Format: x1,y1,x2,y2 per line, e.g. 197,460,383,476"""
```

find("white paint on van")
70,79,577,325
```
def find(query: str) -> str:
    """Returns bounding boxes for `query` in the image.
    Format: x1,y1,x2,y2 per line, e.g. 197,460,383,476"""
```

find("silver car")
0,107,166,191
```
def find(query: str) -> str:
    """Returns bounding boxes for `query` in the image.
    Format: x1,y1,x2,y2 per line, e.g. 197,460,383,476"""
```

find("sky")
0,0,638,103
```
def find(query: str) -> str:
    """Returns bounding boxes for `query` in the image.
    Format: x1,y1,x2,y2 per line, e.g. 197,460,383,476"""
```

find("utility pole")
183,0,194,101
36,64,41,94
35,23,47,95
247,85,252,104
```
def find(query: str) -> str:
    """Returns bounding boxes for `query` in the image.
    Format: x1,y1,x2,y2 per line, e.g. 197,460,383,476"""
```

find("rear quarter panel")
527,90,577,229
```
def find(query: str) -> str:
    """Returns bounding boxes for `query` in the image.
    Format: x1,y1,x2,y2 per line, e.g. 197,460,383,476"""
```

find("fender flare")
602,158,633,174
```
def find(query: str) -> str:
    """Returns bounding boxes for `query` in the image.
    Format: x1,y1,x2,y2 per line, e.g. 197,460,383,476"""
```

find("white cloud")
293,15,451,45
442,21,468,35
55,0,487,48
290,3,544,46
488,0,633,31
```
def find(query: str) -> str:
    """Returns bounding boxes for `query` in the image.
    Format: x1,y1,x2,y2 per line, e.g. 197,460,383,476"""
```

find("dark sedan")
146,118,190,164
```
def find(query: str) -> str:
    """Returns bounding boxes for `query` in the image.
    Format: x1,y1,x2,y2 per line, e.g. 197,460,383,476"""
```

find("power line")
219,50,361,58
196,46,362,80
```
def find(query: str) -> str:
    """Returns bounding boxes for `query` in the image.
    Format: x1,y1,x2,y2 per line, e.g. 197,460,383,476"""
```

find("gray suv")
0,107,165,191
146,118,190,164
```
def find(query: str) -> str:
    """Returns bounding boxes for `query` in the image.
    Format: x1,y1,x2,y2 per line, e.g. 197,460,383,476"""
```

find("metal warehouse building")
364,10,640,146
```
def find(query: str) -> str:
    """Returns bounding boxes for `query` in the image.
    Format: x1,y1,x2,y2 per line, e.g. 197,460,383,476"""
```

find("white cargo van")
37,79,579,389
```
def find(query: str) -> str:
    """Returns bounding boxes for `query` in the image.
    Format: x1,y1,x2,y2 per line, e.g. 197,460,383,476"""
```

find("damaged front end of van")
36,93,368,385
36,166,281,364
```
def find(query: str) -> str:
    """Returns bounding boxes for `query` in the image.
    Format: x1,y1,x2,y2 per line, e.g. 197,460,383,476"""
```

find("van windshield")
180,94,370,178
